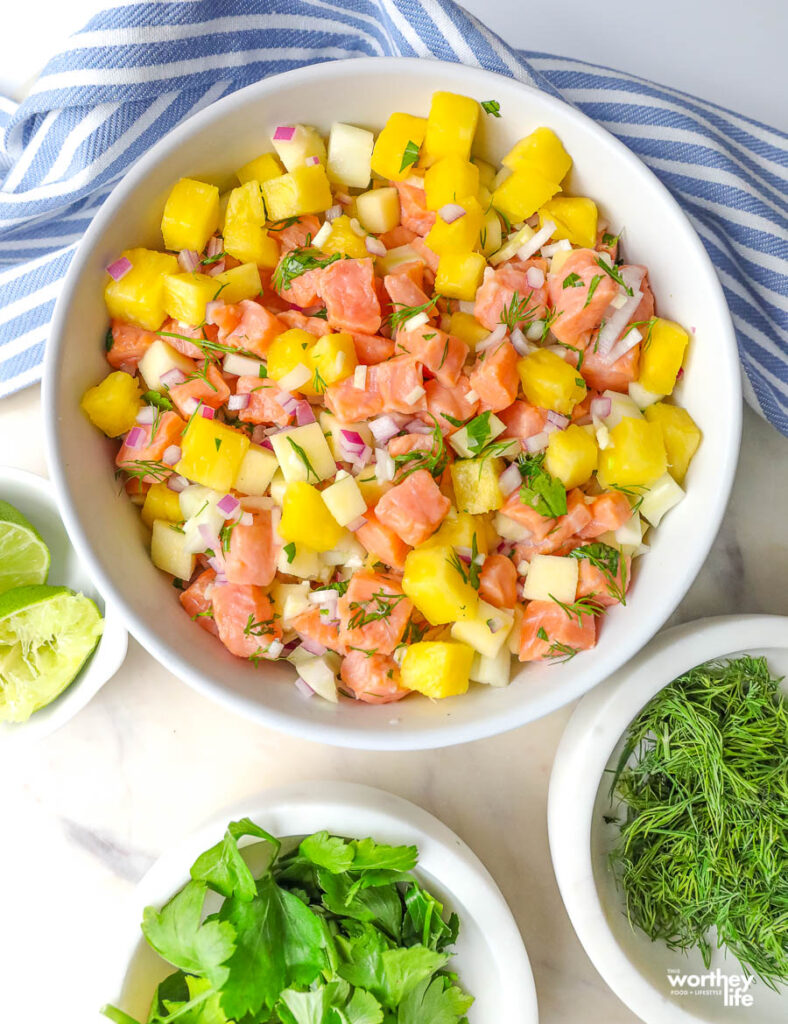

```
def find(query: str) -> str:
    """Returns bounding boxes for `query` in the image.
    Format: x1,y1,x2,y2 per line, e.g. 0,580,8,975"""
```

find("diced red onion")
404,385,426,405
488,618,502,633
541,239,571,258
325,204,342,222
525,431,549,453
404,418,433,435
455,546,473,563
260,437,274,451
499,462,522,495
516,220,556,261
605,327,643,366
619,266,645,292
276,391,299,415
273,125,295,141
199,523,221,550
340,428,367,454
167,474,189,493
294,676,315,699
160,367,187,388
677,367,685,380
345,515,367,532
200,405,215,420
106,256,132,281
207,259,226,277
438,203,466,224
239,512,253,527
369,415,400,444
542,421,559,436
294,400,316,425
477,323,507,351
217,494,240,519
546,410,570,429
590,397,613,421
526,266,545,289
597,291,643,354
305,155,320,166
135,405,155,425
162,444,181,466
125,426,146,449
178,249,200,273
267,639,284,658
509,327,532,357
206,555,225,574
374,447,395,483
227,393,250,411
206,235,223,259
365,236,387,257
300,636,327,656
402,311,429,333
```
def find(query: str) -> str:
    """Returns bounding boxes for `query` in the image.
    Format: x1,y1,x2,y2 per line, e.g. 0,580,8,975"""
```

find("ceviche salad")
81,90,701,704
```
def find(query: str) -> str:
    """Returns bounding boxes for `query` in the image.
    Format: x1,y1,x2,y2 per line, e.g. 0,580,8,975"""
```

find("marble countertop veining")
1,384,786,1023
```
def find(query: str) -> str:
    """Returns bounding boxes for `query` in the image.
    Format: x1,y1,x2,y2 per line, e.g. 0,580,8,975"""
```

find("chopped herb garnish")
481,99,501,117
143,390,174,411
272,247,344,293
104,328,114,352
562,272,583,289
549,593,605,625
392,415,446,481
400,139,420,172
347,589,406,630
401,618,428,645
313,365,327,394
583,275,602,309
540,307,563,343
607,482,647,513
214,437,222,451
310,307,328,320
516,452,567,517
384,295,439,331
200,250,226,266
545,639,580,661
602,231,620,247
554,341,584,370
219,520,237,553
537,626,549,642
447,534,482,591
283,541,296,564
595,257,633,295
569,542,627,605
494,206,512,233
243,612,277,637
266,215,301,232
287,436,318,481
441,413,465,428
499,290,537,332
116,459,171,484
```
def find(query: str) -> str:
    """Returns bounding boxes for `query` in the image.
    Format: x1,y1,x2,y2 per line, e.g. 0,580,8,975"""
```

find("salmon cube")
355,509,411,570
161,319,219,359
474,262,548,331
479,554,518,610
499,400,546,439
340,649,410,703
115,411,186,481
578,491,633,539
581,342,640,393
212,584,282,658
378,225,417,249
383,269,433,315
277,308,332,337
397,324,468,388
576,553,631,607
179,568,219,636
337,571,412,655
223,512,278,586
291,606,343,654
518,599,597,661
410,236,440,273
273,214,320,253
319,258,382,335
325,376,384,421
500,489,557,541
547,249,618,345
170,360,230,417
210,299,284,357
371,355,427,414
420,376,479,434
512,488,593,558
469,341,519,412
352,332,395,365
394,182,435,236
375,469,450,546
236,376,294,426
106,320,158,372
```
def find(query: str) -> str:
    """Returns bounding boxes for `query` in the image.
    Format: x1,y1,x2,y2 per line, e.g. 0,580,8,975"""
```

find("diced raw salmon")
352,333,395,365
513,489,593,559
479,554,518,610
375,469,450,546
474,263,548,331
337,571,412,655
409,236,440,273
470,341,519,412
340,649,410,704
209,299,284,357
355,509,411,570
169,360,230,417
319,258,382,335
576,554,632,607
595,227,619,261
547,249,618,345
291,607,344,654
159,318,216,359
370,355,427,413
277,309,331,337
383,269,432,314
179,568,219,636
258,268,291,312
115,411,186,481
420,376,478,434
500,489,557,541
628,267,655,323
578,491,633,539
223,512,277,586
212,584,282,658
236,376,295,426
499,400,546,440
272,215,321,253
396,324,468,388
378,225,416,249
388,433,434,459
106,320,158,372
394,182,435,236
518,599,597,661
325,377,384,421
581,342,640,393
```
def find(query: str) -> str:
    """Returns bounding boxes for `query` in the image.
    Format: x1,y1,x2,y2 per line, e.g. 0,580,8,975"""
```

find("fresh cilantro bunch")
102,820,473,1024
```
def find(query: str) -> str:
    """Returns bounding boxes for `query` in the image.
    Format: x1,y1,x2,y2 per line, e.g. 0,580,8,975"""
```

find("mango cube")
270,423,336,483
425,196,484,255
545,424,598,489
597,416,667,488
355,187,400,234
436,251,486,301
523,555,578,604
492,168,561,224
312,332,357,389
448,311,490,348
371,112,427,181
211,263,262,303
223,182,278,267
420,510,489,554
163,273,222,326
104,248,179,330
141,481,183,528
451,457,504,514
236,152,284,185
161,178,220,253
424,156,479,211
279,481,344,552
644,403,701,483
81,371,142,437
321,473,366,527
450,599,513,659
326,122,374,188
234,444,279,496
502,127,572,182
176,415,250,492
403,545,479,625
150,519,196,580
401,640,474,698
518,349,587,415
319,215,369,260
261,164,333,221
539,197,598,249
639,318,689,395
267,328,317,390
423,92,480,166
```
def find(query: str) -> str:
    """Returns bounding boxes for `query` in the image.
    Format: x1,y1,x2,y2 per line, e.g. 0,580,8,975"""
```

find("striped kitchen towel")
1,0,786,433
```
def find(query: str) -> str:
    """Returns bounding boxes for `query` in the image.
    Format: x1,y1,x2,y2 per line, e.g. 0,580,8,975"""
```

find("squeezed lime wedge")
0,585,104,723
0,500,51,595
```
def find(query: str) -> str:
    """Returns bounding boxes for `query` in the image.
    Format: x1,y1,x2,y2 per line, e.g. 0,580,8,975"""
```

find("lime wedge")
0,585,104,723
0,500,51,595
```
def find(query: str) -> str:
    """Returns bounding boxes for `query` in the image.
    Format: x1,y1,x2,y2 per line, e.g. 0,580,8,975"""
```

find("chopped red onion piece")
217,494,240,519
619,265,645,292
167,474,189,493
438,203,466,224
207,259,226,277
546,410,570,429
260,437,274,451
525,431,549,453
199,523,221,551
340,428,366,453
200,405,215,420
516,220,556,261
369,415,400,444
300,637,328,656
276,392,299,415
227,393,250,411
206,555,225,575
509,327,532,357
295,400,316,425
160,367,187,388
589,396,612,420
294,677,315,699
325,204,342,222
178,249,200,273
162,444,181,466
365,235,387,257
477,323,507,351
206,235,223,259
499,462,522,495
677,367,685,380
305,155,320,166
125,426,146,449
455,546,473,563
345,515,367,532
526,266,545,289
273,125,295,141
597,291,643,354
135,405,155,425
605,327,643,366
106,256,132,281
542,421,558,436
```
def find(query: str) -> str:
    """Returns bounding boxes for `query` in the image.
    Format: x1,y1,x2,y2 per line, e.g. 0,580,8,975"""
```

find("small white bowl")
104,781,538,1023
0,467,128,746
548,614,788,1024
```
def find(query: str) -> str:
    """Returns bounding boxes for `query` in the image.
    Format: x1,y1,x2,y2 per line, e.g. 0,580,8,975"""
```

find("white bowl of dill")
548,614,788,1024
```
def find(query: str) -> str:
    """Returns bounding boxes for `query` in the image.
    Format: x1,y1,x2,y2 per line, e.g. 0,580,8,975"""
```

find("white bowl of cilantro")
102,781,537,1023
548,614,788,1024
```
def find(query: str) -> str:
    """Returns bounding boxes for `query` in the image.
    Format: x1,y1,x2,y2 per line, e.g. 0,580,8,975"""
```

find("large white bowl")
103,781,537,1023
44,57,741,749
548,615,788,1024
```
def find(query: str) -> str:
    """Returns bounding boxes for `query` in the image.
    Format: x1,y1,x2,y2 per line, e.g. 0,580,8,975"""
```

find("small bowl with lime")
0,466,128,745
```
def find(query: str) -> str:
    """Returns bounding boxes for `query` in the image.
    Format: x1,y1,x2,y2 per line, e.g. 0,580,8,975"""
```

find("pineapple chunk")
491,168,561,223
451,457,504,514
261,164,333,221
150,519,196,580
279,481,344,551
420,509,489,554
472,156,496,189
436,251,486,301
176,416,250,492
179,485,224,553
545,424,598,489
628,379,664,410
319,411,374,462
163,272,222,326
518,349,587,415
479,208,502,258
643,403,701,483
160,178,220,253
211,263,262,303
425,196,484,255
403,545,479,625
639,318,689,395
141,482,182,528
234,444,279,496
470,643,512,687
449,413,506,459
639,472,684,527
277,541,321,579
597,417,667,488
370,112,427,182
104,248,179,330
271,422,336,483
401,641,474,698
327,122,374,188
321,473,366,527
448,311,490,347
318,215,369,260
271,124,327,173
424,155,479,211
451,599,513,658
423,92,480,165
539,197,598,249
271,580,311,624
138,339,194,393
223,182,279,267
80,371,142,437
356,187,400,234
502,127,572,182
236,152,284,185
312,332,357,388
523,555,579,604
267,328,318,394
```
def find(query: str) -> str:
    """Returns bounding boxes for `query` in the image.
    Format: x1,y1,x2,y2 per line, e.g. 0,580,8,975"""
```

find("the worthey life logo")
666,968,755,1007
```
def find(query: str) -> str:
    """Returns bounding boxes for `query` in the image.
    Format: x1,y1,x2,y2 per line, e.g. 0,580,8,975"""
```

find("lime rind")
0,500,51,595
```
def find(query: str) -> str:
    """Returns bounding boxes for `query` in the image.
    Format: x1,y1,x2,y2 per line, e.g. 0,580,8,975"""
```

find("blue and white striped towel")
1,0,786,433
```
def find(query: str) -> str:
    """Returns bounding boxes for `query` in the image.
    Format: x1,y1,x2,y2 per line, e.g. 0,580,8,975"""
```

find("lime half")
0,585,104,724
0,500,51,595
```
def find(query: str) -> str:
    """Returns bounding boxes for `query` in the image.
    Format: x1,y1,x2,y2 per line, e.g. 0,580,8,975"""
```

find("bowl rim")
43,56,742,749
547,613,788,1024
104,780,538,1021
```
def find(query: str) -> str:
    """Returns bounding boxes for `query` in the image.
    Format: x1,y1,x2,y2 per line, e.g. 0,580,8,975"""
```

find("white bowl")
0,467,128,746
44,57,741,749
548,614,788,1024
104,780,537,1023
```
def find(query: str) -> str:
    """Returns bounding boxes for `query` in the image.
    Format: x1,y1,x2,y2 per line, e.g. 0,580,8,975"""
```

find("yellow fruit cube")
420,510,488,554
424,155,480,211
236,152,284,185
502,127,572,181
539,197,598,249
450,599,513,659
492,167,561,223
448,311,490,347
176,415,250,492
436,251,486,301
644,403,701,483
104,248,179,331
318,215,369,260
271,423,336,483
223,183,278,267
423,92,480,166
479,208,502,257
267,328,318,394
517,349,587,415
639,318,689,395
80,371,142,437
211,263,262,303
234,444,279,496
402,546,479,625
451,457,504,514
371,113,427,182
225,181,266,226
163,273,222,326
141,481,183,528
424,196,484,255
355,187,400,234
261,164,333,221
472,157,496,189
279,481,344,552
320,473,366,528
401,641,474,698
597,417,668,488
161,178,220,253
545,424,598,488
150,519,195,581
312,332,357,389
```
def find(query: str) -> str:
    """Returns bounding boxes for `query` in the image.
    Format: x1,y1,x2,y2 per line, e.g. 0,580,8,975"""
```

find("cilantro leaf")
464,411,493,456
277,986,333,1024
400,140,420,173
481,99,501,117
273,247,344,293
190,817,281,902
396,974,474,1024
403,883,459,952
380,946,448,1007
343,987,384,1024
300,831,356,873
516,452,567,517
351,837,418,872
320,870,404,942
